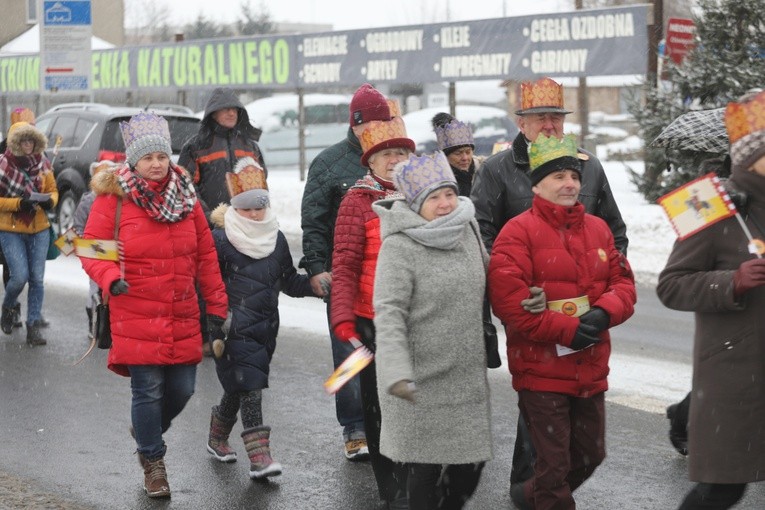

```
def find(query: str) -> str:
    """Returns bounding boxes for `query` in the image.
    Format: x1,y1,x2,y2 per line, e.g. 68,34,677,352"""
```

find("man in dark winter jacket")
299,83,393,462
178,87,266,214
470,77,629,509
178,88,266,356
471,77,627,254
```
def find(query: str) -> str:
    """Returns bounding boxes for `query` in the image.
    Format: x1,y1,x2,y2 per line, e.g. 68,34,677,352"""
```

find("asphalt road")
1,281,764,509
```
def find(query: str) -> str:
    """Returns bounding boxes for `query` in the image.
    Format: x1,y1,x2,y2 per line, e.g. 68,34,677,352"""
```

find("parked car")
244,93,351,167
401,105,519,156
34,103,200,233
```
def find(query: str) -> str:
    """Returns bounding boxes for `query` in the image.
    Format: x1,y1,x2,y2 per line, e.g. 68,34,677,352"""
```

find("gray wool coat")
656,167,765,484
372,197,492,465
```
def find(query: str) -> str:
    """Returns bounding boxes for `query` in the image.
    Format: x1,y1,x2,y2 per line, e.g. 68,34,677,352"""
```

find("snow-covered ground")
44,148,688,414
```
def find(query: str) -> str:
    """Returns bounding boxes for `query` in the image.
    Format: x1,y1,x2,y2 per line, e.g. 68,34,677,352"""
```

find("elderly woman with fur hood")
79,112,227,499
205,157,316,481
0,121,58,346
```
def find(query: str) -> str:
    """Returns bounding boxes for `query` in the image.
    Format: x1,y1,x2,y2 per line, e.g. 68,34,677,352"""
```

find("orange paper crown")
724,90,765,144
387,99,401,117
359,116,415,166
516,77,571,115
10,107,35,125
225,162,267,199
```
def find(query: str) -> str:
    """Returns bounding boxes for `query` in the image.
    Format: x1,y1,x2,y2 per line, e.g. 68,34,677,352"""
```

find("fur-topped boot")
242,425,282,479
207,406,237,462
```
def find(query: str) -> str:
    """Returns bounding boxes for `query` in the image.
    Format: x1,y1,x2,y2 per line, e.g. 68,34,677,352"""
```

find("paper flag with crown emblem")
54,227,79,256
74,239,121,261
323,345,374,395
657,173,737,240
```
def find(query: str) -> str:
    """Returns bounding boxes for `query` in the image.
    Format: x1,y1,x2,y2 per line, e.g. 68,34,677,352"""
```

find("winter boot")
142,456,170,498
207,406,237,462
242,425,282,479
26,321,47,346
1,307,13,335
12,303,22,328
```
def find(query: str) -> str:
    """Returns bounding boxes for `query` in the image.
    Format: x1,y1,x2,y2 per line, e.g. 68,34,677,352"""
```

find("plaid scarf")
0,151,44,199
0,151,46,225
116,163,197,223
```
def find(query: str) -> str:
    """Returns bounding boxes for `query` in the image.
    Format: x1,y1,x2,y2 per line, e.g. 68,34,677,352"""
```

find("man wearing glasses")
470,76,628,509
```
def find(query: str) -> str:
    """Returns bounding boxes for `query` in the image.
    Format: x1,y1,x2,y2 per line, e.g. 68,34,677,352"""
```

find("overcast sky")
136,0,570,31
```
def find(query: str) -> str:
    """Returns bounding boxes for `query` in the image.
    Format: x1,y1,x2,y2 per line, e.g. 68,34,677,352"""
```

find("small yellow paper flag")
657,173,736,240
323,346,374,395
74,239,120,261
54,227,79,256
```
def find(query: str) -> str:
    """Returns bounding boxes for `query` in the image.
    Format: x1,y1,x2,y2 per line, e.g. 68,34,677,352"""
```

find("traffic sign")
666,17,696,65
40,0,92,93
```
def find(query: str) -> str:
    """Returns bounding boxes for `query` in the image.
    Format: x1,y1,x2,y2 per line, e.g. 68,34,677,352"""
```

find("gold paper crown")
10,107,35,125
359,116,415,166
518,77,571,114
225,161,267,199
725,90,765,144
529,134,579,171
387,99,401,117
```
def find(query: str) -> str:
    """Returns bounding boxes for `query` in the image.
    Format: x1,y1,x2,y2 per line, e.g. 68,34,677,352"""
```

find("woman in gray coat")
372,151,492,509
657,89,765,509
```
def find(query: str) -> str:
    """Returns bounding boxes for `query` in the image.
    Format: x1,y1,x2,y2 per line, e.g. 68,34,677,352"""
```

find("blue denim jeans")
128,364,197,460
325,300,365,441
0,229,49,322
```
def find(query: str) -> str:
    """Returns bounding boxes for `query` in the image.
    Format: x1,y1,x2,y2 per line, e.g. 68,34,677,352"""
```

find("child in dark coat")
206,157,316,480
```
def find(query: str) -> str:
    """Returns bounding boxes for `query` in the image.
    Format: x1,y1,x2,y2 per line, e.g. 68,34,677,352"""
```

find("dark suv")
34,103,200,233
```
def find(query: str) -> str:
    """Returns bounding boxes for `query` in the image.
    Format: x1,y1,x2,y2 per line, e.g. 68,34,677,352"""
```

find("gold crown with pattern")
359,116,415,166
516,77,572,115
725,89,765,144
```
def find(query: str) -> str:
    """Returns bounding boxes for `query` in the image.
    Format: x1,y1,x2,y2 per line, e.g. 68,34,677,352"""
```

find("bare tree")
124,0,174,44
237,1,274,35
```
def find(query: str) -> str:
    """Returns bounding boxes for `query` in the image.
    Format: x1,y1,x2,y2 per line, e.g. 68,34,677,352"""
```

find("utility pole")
647,0,664,86
575,0,589,149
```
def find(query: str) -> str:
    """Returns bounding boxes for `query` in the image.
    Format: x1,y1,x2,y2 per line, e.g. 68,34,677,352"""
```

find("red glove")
733,258,765,298
334,321,359,342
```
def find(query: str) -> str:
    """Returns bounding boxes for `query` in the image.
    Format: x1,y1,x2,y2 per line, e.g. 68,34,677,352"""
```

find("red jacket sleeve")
330,191,367,329
192,201,228,318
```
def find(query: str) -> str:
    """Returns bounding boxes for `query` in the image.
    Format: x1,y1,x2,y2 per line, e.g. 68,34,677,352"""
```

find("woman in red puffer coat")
330,115,414,509
80,112,227,500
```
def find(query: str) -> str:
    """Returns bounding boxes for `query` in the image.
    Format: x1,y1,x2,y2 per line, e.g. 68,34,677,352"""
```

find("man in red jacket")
488,134,636,510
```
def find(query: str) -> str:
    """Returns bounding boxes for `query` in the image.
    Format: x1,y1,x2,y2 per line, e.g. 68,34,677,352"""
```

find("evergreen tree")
628,0,765,202
184,14,233,40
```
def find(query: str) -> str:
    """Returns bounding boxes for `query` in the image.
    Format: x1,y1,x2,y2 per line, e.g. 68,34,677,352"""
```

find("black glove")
579,307,610,333
207,314,225,342
18,198,36,213
38,198,54,210
570,322,601,351
484,321,501,369
109,279,129,296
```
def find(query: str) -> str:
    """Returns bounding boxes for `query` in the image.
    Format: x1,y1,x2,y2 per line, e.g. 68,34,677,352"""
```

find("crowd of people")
2,79,763,510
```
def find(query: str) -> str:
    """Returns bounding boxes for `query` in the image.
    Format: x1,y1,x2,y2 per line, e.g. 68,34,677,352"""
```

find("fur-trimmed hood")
89,164,127,196
210,203,229,228
7,123,47,157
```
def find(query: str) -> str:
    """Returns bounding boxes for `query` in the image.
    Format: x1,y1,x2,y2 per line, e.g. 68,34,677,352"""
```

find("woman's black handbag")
94,301,111,349
92,199,123,350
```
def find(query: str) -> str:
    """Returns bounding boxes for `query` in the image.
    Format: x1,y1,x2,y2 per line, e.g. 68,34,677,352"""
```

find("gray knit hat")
120,112,173,167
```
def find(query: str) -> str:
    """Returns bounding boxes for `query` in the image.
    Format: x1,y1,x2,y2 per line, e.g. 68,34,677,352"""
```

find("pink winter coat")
488,196,636,397
80,168,227,376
